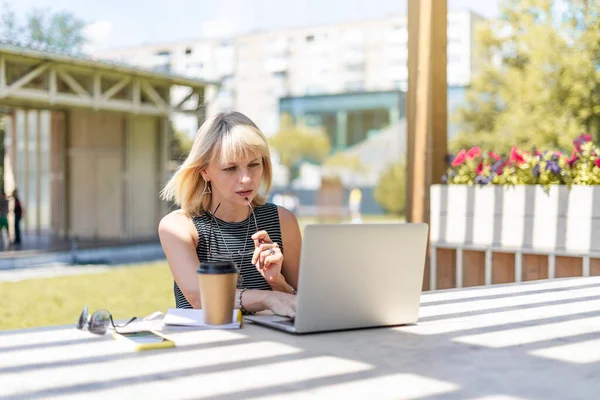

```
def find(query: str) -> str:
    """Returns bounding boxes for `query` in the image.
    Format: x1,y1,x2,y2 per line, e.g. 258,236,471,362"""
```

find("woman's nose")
239,170,251,183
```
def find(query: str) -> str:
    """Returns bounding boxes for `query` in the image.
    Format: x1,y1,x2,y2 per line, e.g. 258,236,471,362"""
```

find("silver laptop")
244,222,429,334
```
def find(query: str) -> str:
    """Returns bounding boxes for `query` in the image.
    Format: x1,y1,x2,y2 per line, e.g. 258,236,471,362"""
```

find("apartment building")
96,10,485,138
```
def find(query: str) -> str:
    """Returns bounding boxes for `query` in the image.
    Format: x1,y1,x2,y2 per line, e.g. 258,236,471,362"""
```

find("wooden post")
406,0,448,224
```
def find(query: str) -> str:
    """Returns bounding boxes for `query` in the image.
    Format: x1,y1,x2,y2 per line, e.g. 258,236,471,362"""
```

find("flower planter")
428,184,600,289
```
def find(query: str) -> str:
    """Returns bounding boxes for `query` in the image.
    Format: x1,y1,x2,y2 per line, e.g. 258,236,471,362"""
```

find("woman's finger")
263,252,282,269
261,246,282,267
251,246,262,265
252,243,278,264
251,230,271,247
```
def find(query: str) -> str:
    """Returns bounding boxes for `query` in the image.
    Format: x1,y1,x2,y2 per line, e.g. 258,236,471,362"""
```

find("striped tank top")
174,202,282,309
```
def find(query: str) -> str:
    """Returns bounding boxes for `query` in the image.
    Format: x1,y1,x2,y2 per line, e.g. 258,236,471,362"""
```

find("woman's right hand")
262,291,297,318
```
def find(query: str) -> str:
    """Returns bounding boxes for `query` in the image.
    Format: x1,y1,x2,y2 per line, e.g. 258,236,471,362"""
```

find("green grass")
0,262,175,330
0,214,404,331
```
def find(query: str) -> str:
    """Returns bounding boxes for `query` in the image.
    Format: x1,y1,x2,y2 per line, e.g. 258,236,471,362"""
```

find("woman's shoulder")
158,209,197,241
260,202,298,227
258,202,288,217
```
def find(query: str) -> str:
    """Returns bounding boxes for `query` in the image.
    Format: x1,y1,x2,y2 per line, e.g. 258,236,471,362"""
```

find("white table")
2,277,600,400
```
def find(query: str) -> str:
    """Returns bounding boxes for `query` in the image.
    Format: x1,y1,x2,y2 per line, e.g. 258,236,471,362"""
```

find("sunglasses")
76,305,137,335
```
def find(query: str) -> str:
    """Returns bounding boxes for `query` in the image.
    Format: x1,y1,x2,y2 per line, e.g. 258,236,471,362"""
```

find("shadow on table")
2,277,600,400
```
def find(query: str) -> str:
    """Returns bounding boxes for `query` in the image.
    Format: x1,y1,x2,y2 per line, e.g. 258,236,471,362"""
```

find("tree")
322,152,366,172
170,130,193,162
452,0,600,155
269,114,331,187
0,1,87,55
374,161,406,216
322,151,368,186
0,1,19,41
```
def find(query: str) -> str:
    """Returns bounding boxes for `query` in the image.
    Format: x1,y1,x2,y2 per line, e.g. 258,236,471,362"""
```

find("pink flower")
568,150,579,167
509,146,525,165
594,158,600,168
488,151,501,161
451,150,467,167
475,162,484,175
466,147,481,160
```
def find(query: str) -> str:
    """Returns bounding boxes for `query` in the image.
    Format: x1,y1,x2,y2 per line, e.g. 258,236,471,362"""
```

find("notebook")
163,308,242,329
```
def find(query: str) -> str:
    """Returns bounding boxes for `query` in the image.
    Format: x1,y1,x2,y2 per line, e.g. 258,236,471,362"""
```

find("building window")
185,48,192,55
156,50,171,57
306,35,315,42
345,63,364,72
344,80,364,92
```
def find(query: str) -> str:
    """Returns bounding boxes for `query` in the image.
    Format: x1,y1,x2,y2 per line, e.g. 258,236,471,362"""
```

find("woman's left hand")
251,230,283,285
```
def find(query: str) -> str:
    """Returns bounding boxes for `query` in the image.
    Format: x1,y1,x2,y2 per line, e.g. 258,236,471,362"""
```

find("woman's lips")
237,190,252,197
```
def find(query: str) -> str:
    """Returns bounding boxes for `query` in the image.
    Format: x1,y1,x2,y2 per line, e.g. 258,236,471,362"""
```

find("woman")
159,111,300,318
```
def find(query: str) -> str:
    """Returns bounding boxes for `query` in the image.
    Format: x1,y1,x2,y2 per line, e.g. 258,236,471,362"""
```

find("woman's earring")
202,181,212,195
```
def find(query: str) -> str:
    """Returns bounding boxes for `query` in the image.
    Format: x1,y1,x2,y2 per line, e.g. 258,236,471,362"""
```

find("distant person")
349,187,363,223
0,192,9,246
11,189,22,245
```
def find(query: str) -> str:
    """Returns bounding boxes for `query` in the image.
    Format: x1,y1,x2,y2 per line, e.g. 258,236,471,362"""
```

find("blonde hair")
161,111,273,217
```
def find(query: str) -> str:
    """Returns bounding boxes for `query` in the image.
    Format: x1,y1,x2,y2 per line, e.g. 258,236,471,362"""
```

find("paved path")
0,260,165,282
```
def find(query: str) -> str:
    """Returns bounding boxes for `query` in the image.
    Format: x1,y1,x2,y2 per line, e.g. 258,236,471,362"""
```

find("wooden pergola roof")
0,41,215,116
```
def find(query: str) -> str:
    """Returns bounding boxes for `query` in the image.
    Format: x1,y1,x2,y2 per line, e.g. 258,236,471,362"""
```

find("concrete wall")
68,110,125,239
125,115,161,238
67,110,164,240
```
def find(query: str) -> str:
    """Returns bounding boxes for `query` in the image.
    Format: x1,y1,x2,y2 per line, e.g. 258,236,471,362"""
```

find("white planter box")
430,184,600,254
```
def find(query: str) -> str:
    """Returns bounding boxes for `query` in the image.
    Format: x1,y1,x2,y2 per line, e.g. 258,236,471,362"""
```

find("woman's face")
204,153,264,206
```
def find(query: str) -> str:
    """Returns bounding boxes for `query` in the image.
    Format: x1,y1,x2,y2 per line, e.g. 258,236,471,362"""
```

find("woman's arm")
158,211,203,308
159,210,295,317
271,206,302,293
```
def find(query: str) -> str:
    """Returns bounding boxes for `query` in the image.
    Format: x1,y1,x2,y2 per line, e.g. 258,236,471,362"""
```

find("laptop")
244,222,429,334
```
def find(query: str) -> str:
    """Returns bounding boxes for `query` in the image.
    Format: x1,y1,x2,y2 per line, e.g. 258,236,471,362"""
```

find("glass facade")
280,90,406,152
280,86,469,149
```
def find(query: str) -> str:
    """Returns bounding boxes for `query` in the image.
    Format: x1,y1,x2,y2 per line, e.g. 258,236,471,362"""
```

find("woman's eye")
224,166,236,171
249,163,260,168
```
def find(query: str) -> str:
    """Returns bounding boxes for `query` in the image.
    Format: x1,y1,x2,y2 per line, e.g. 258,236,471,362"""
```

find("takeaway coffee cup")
197,262,239,325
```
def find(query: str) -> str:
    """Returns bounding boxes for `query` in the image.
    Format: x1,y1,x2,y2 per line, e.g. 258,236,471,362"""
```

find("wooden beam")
49,67,57,104
3,62,50,96
174,88,195,110
141,81,169,110
406,0,447,224
93,73,101,110
56,68,91,98
102,77,131,101
132,79,141,112
406,0,419,224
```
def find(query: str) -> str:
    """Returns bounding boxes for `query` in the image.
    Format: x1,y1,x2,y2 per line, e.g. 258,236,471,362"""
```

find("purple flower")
546,160,562,174
533,164,540,177
474,175,492,185
491,160,504,173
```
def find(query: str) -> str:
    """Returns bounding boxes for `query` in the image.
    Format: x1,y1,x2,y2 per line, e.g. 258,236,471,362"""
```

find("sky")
7,0,501,52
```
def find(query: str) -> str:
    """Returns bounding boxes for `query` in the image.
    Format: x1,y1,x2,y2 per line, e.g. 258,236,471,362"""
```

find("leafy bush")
375,162,406,215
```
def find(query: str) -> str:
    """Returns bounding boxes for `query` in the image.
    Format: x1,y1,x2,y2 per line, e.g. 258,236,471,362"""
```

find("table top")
2,277,600,400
